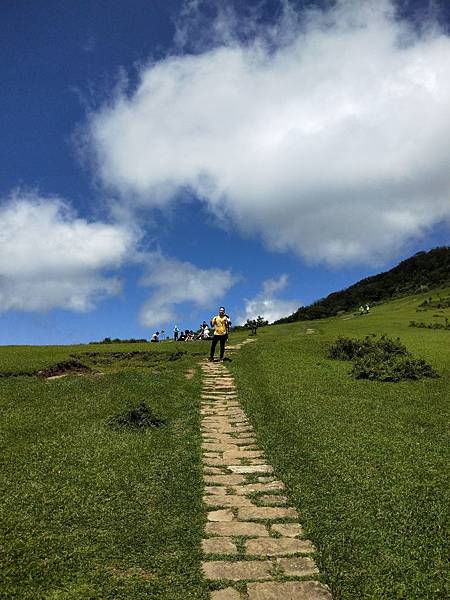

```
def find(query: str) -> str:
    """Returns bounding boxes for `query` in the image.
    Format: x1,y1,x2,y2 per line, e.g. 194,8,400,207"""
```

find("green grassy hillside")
230,287,450,599
277,246,450,322
0,330,251,600
0,293,448,599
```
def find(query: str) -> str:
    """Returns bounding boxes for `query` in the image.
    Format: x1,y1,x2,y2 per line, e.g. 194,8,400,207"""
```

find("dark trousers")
210,334,227,360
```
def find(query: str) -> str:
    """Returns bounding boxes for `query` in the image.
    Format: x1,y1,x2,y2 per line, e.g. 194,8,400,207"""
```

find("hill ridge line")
276,246,450,323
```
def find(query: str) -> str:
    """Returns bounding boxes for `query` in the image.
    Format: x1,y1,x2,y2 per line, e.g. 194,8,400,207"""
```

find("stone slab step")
247,580,332,599
202,560,273,581
245,537,315,556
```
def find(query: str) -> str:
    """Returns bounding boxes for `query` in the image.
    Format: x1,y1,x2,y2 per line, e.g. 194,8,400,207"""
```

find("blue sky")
1,0,449,344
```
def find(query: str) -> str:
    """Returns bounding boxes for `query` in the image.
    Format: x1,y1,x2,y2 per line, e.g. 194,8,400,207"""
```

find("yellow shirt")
211,315,228,335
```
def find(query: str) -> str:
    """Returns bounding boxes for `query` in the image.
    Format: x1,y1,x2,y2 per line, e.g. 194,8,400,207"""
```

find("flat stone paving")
200,339,332,599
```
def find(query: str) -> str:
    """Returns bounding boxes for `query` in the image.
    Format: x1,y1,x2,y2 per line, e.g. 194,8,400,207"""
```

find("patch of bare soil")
110,566,154,580
185,368,196,380
36,359,91,379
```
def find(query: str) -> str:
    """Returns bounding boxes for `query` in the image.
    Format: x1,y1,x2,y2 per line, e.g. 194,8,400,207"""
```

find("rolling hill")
276,246,450,323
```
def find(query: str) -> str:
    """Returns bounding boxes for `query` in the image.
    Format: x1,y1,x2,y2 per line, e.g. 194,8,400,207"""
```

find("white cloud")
0,192,134,312
138,252,238,327
86,0,450,267
238,274,300,324
262,273,289,296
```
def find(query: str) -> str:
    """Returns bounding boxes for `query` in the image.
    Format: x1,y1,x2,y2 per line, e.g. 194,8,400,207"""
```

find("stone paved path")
200,340,333,600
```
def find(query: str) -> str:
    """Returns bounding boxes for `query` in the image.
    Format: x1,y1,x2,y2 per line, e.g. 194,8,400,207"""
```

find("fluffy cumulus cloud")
238,274,301,324
0,192,134,312
138,252,238,327
87,0,450,266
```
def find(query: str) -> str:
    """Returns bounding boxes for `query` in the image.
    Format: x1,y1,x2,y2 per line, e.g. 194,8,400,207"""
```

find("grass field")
0,340,218,600
0,293,448,599
229,288,449,599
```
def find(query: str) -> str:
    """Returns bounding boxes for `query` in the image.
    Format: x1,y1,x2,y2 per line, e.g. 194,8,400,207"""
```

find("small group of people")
173,321,211,341
359,304,370,315
150,306,231,362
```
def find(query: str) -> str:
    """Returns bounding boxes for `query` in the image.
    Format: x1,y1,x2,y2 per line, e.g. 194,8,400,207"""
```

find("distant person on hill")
365,304,370,314
151,331,160,342
173,325,179,341
209,306,231,362
359,305,365,316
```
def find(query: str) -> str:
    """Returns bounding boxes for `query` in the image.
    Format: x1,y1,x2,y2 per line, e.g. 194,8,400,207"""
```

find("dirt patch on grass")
81,349,187,366
36,359,91,379
185,368,196,380
82,351,154,363
110,566,154,580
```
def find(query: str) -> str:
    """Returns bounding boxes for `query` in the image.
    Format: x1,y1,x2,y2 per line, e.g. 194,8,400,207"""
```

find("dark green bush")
169,350,186,361
410,320,450,330
329,335,438,382
328,335,407,361
351,355,438,382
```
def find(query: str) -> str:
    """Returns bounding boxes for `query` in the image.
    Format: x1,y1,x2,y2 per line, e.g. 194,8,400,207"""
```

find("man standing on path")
209,306,230,362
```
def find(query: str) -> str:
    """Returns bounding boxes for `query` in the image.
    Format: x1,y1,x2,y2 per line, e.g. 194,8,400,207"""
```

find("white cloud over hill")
0,192,134,312
238,274,301,324
138,252,238,327
87,0,450,266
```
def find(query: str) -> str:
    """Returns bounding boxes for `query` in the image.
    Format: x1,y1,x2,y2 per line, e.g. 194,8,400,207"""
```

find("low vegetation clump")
107,402,165,431
168,350,186,361
329,334,407,360
410,320,450,330
417,295,450,310
329,335,438,381
351,353,438,382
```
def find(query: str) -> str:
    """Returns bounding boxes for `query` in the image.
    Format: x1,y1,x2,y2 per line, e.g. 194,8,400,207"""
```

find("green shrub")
410,320,450,330
329,335,438,382
352,354,438,382
328,335,407,361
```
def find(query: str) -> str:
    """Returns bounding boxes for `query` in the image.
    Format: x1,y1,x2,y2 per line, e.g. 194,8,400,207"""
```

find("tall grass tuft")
107,402,165,431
